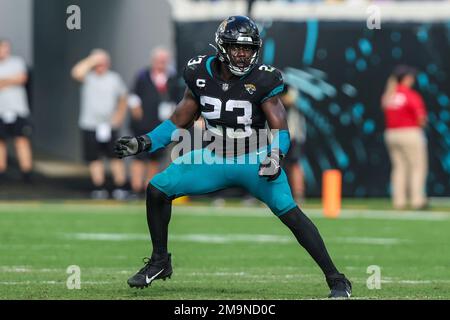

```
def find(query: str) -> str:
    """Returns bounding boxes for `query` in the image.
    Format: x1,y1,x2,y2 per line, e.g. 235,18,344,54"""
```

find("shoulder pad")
183,55,209,87
254,65,284,101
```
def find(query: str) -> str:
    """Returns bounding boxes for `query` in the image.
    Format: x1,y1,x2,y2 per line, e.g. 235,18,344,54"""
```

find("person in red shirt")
382,65,428,210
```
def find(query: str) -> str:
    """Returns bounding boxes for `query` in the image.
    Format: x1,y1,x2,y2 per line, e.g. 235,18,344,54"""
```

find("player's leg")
127,148,229,288
236,157,351,298
127,182,174,288
147,151,226,252
278,207,352,298
148,149,229,253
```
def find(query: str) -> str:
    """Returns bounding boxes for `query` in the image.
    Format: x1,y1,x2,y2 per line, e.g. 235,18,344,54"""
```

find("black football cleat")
127,253,173,289
326,273,352,298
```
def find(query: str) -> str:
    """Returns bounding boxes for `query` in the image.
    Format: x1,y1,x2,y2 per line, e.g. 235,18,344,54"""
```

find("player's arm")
258,96,291,181
114,88,200,158
262,96,288,130
169,89,200,129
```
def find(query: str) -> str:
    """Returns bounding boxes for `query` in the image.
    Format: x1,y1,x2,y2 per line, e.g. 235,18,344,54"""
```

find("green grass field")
1,199,449,300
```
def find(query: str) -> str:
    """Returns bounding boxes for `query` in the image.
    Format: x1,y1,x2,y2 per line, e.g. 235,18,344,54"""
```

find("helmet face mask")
215,16,262,76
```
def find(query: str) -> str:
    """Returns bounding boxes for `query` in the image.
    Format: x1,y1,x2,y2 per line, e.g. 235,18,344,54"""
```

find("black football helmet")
215,16,262,76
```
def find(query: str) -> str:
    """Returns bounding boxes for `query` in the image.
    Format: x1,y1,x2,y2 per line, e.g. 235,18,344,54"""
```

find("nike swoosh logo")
145,269,165,284
346,291,351,297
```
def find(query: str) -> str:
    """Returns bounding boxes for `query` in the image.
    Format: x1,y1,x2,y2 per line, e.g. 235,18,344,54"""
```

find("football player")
115,16,351,298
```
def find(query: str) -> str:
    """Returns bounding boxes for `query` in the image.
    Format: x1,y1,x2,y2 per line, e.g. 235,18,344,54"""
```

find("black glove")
114,135,152,159
258,149,284,181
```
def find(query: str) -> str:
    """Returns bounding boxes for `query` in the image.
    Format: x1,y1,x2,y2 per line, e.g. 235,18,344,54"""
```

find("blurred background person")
0,39,33,183
128,47,178,198
381,65,428,210
71,49,128,200
280,85,307,204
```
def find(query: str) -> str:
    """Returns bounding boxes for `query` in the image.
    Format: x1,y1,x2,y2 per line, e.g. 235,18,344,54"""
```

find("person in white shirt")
71,49,128,199
0,39,33,183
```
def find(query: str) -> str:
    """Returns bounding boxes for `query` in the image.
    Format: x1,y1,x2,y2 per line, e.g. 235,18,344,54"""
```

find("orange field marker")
322,170,342,218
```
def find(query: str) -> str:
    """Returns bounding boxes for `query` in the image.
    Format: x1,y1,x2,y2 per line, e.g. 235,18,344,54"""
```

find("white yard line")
170,234,293,244
63,232,292,243
1,203,449,221
2,265,449,289
0,266,32,273
0,266,133,274
381,278,450,285
334,237,410,245
62,232,411,246
0,281,116,285
1,277,449,286
0,266,71,273
63,233,149,241
173,206,450,221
